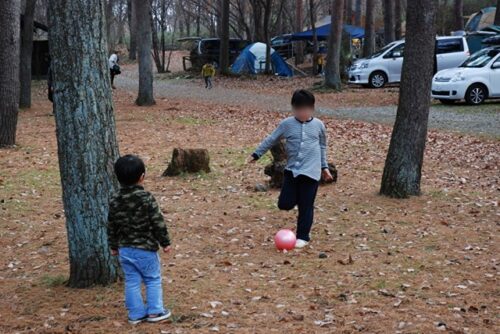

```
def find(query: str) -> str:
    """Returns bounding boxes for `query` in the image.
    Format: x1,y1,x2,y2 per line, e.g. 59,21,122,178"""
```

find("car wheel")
368,71,387,88
439,99,456,105
465,84,487,105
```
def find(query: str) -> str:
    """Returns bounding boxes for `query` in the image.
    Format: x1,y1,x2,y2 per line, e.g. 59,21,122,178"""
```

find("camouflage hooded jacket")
107,185,170,251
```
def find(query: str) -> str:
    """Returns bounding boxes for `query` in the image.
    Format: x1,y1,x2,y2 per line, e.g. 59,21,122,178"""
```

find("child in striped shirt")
248,89,333,248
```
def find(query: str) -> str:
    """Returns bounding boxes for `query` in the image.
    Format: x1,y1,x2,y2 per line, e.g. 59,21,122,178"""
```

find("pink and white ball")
274,229,296,251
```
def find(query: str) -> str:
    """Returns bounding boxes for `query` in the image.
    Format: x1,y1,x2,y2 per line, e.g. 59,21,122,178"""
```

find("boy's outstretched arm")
248,121,286,162
148,195,171,252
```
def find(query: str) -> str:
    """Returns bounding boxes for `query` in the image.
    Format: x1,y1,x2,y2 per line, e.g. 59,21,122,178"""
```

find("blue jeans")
118,247,165,320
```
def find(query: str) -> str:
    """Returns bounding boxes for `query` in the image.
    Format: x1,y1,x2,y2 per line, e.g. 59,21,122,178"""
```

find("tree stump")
162,148,210,176
264,141,287,188
320,163,338,184
264,141,338,188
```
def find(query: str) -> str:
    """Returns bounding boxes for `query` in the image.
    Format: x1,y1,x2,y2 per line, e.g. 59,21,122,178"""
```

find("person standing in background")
109,51,121,89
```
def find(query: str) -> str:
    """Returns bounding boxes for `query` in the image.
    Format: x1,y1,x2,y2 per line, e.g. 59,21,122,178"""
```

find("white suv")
431,47,500,105
349,36,470,88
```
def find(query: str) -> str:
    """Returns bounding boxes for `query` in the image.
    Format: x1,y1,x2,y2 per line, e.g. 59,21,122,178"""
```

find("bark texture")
48,0,120,287
163,148,211,176
20,0,37,109
394,0,402,39
134,0,155,105
496,0,500,26
324,0,344,90
219,0,230,74
0,0,21,147
363,0,375,57
383,0,395,44
127,0,137,60
380,0,436,198
453,0,464,31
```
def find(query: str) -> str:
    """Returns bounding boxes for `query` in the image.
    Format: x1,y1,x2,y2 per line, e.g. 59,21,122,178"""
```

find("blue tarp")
231,42,293,77
291,23,365,40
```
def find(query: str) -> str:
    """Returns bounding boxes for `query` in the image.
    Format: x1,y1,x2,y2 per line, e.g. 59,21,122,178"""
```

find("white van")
348,36,470,88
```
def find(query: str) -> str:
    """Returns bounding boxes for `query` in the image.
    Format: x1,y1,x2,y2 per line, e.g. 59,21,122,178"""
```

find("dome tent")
231,42,293,77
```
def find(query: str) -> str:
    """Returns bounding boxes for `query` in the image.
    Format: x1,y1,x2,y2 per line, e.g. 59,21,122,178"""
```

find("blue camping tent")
231,42,293,77
291,23,365,41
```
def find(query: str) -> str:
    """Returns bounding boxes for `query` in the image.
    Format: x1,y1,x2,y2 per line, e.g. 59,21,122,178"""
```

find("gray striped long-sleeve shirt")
253,117,328,181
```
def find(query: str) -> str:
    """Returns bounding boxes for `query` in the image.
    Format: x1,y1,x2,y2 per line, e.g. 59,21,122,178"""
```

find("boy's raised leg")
278,170,298,211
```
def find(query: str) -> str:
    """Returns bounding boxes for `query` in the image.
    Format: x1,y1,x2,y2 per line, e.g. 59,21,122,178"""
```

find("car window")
383,43,405,58
436,38,464,54
369,42,398,59
461,48,499,68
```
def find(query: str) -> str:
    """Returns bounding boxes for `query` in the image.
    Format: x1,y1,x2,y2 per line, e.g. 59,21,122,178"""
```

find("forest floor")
0,73,498,334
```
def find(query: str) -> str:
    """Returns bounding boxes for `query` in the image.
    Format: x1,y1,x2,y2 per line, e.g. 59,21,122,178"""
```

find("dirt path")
117,70,500,137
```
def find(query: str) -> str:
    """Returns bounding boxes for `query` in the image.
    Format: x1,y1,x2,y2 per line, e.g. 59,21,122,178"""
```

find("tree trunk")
134,0,155,105
495,0,500,26
394,0,402,39
309,0,318,75
383,0,395,44
163,148,211,176
324,0,344,90
345,0,352,24
354,0,362,26
0,0,21,147
128,0,137,60
380,0,436,198
219,0,230,74
453,0,464,31
263,0,273,74
19,0,37,109
295,0,305,65
363,0,375,57
105,0,115,52
48,0,120,287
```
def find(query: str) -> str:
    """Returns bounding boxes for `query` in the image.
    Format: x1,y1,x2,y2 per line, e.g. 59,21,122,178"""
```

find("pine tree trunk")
264,0,273,74
128,0,137,60
363,0,375,57
345,0,352,24
354,0,362,26
453,0,464,31
495,0,500,26
383,0,395,44
19,0,37,109
134,0,155,105
295,0,305,65
219,0,230,74
106,0,115,52
394,0,402,40
48,0,120,287
324,0,344,90
0,0,21,147
380,0,436,198
309,0,318,75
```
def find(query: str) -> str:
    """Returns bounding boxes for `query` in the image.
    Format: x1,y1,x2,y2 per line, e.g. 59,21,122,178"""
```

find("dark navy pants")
278,170,319,241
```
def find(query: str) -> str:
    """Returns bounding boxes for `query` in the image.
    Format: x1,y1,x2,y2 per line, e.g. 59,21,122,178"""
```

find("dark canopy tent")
291,23,365,41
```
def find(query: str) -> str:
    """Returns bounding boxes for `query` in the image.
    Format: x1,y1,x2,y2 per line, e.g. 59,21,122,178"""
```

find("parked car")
348,36,470,88
178,37,250,71
271,34,314,59
431,46,500,105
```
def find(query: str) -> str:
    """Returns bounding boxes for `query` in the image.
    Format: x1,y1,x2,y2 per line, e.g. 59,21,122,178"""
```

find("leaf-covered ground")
0,82,498,334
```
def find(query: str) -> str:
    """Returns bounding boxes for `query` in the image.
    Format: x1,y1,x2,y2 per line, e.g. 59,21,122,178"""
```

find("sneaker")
147,309,172,323
295,239,309,248
128,316,147,325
